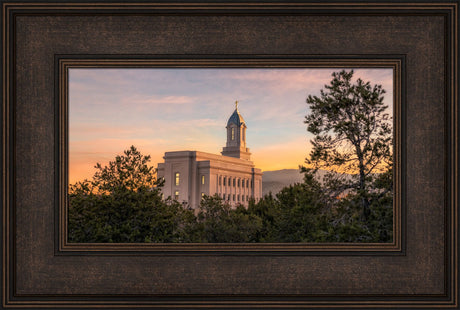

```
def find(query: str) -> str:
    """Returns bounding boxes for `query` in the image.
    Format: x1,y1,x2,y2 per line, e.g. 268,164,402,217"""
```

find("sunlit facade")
157,104,263,209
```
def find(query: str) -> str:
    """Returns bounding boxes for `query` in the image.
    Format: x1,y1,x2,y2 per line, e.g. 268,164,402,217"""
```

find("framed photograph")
2,1,457,308
62,62,399,250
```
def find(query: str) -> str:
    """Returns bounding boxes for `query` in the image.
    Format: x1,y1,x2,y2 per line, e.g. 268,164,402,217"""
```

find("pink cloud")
124,95,195,105
68,68,394,182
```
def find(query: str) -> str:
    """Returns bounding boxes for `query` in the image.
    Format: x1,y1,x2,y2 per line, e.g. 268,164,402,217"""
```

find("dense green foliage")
68,146,392,243
68,71,393,243
68,146,196,243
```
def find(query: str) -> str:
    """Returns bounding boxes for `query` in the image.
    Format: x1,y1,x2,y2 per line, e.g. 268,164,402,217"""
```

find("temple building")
157,102,263,209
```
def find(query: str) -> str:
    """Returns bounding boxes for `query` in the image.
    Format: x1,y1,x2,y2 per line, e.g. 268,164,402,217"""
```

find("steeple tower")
221,101,251,160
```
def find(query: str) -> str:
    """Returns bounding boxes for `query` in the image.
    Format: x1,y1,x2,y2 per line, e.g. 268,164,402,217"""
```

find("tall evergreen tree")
304,70,393,220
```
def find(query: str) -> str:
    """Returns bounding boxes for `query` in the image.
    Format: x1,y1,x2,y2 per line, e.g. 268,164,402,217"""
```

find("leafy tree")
68,146,195,243
274,172,326,242
92,145,159,193
304,70,393,220
247,194,280,242
196,195,263,242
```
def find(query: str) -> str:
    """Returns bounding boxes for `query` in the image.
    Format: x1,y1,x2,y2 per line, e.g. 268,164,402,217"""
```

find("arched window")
223,177,226,186
201,175,205,185
231,128,235,140
174,172,180,186
174,190,179,200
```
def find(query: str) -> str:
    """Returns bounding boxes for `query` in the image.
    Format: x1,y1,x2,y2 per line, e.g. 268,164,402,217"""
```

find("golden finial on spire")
235,100,239,110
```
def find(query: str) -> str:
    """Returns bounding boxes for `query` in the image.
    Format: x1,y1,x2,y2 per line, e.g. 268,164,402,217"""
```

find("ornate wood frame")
2,1,457,308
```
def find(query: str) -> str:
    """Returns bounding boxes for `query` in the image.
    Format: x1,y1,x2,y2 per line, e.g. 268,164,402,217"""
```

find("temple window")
174,172,180,186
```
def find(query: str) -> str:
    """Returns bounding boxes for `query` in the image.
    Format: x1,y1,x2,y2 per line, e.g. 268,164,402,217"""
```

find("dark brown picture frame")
2,1,458,309
59,58,401,252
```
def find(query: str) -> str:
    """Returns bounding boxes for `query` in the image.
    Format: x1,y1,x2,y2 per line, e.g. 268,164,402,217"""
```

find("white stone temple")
157,102,263,209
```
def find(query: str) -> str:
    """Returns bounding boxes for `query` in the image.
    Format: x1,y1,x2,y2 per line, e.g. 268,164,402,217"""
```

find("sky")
69,68,393,184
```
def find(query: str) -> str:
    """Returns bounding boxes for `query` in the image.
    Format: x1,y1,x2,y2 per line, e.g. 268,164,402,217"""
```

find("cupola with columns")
221,101,251,160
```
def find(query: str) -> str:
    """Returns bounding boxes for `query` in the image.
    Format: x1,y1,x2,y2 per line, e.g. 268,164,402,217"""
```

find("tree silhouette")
304,70,393,220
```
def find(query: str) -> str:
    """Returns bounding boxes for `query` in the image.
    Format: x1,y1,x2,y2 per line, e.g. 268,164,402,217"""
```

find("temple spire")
222,101,251,160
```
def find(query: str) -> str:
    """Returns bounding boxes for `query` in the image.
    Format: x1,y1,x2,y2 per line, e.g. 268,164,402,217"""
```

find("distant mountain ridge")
261,169,343,196
261,169,304,196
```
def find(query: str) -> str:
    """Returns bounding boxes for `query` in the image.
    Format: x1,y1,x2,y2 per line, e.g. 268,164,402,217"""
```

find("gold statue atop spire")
235,100,239,110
